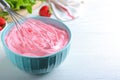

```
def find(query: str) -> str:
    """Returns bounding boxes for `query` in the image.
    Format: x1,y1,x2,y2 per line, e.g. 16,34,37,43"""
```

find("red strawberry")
39,5,52,17
0,26,3,31
0,17,6,26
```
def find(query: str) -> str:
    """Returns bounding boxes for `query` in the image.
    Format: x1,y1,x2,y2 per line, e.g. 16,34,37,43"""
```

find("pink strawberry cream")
5,19,69,56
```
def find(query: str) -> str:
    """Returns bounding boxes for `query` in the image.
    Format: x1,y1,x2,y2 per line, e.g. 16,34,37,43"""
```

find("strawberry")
0,26,3,31
39,5,52,17
0,17,6,26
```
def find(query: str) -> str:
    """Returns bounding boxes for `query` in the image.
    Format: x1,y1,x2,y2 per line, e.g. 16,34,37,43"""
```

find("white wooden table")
1,0,120,80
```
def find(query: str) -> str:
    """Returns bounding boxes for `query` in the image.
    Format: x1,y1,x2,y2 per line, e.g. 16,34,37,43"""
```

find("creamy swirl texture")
5,19,69,56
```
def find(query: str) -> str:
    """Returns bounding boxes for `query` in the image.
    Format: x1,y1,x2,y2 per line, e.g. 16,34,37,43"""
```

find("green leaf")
5,0,37,13
0,12,8,16
41,0,46,2
26,5,32,13
29,0,36,4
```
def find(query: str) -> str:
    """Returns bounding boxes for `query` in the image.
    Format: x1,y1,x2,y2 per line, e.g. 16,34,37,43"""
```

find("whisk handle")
0,0,10,8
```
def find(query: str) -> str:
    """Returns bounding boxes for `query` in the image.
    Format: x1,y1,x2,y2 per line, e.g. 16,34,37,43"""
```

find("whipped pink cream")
5,19,69,56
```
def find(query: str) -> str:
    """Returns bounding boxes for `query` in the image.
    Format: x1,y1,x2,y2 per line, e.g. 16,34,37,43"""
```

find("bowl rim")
1,16,72,58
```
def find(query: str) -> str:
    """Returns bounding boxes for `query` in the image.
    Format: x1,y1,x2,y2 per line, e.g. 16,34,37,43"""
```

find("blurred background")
1,0,120,80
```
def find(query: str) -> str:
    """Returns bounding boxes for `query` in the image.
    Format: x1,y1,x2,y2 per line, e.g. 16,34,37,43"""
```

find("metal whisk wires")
0,0,58,53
